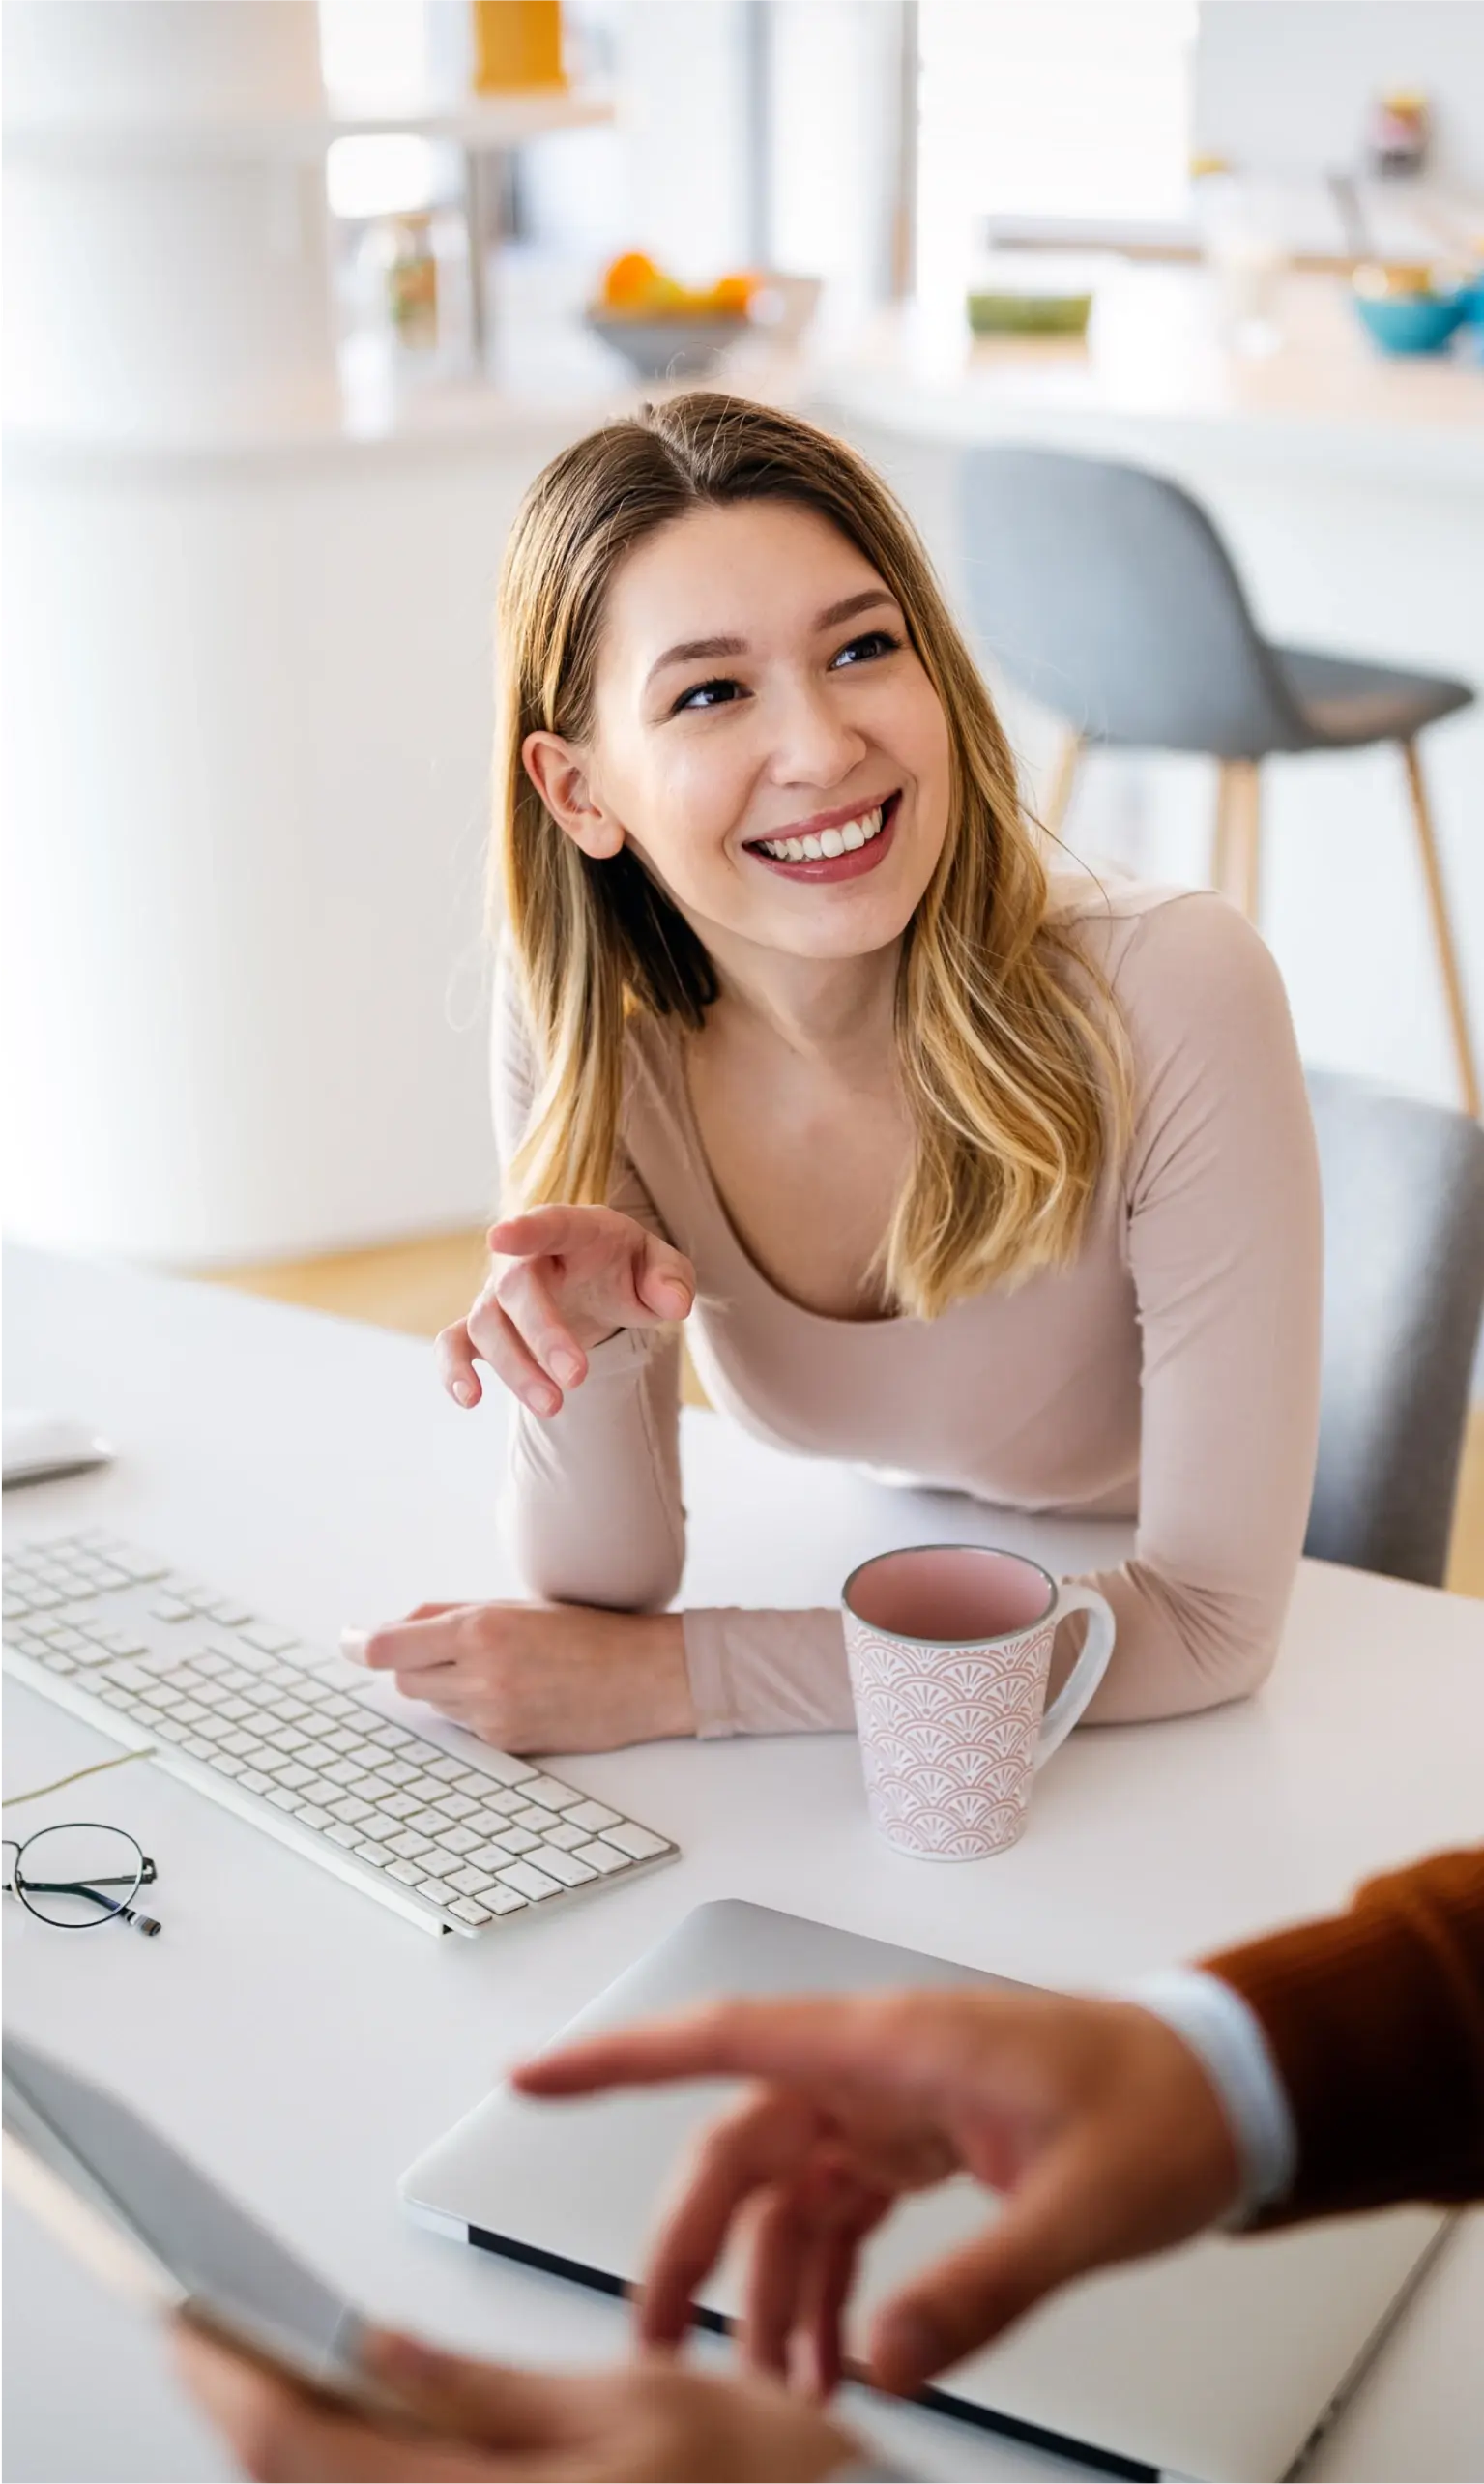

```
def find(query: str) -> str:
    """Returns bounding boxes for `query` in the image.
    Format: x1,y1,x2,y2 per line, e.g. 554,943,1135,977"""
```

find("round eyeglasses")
2,1823,160,1934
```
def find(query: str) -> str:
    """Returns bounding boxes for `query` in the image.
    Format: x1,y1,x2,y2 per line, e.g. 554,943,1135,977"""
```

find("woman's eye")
830,629,900,668
674,675,743,714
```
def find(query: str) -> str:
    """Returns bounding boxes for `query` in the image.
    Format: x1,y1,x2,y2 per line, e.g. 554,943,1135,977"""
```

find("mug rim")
842,1541,1058,1647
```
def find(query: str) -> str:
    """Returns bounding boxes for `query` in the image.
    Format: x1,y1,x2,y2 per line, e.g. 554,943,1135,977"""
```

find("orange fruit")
600,250,662,308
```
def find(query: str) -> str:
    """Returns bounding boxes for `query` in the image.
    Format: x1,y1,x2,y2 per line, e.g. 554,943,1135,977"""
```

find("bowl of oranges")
586,252,759,377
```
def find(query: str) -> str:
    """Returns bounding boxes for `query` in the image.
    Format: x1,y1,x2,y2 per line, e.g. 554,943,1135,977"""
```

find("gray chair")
1307,1069,1484,1586
962,446,1480,1118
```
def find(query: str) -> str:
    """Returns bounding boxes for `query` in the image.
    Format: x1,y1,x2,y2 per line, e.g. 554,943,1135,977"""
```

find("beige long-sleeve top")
495,872,1323,1736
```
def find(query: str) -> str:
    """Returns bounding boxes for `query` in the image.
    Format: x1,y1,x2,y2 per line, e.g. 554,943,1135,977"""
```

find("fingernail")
524,1384,559,1417
367,2330,436,2382
658,1281,690,1315
340,1628,369,1665
452,1380,476,1406
550,1351,582,1387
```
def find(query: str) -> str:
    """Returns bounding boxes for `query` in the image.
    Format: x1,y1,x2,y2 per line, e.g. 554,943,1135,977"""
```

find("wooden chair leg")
1214,759,1262,921
1041,731,1082,837
1400,739,1481,1121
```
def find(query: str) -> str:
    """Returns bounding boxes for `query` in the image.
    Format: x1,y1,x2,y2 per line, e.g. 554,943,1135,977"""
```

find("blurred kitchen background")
4,0,1483,1582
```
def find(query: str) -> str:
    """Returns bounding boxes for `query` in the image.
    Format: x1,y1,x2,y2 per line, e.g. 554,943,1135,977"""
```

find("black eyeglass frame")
1,1822,158,1931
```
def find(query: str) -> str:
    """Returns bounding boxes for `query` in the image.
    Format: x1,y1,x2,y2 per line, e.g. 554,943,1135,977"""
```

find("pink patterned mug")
841,1544,1116,1860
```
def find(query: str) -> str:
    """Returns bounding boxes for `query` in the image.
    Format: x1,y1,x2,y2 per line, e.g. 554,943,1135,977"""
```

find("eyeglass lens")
14,1824,145,1927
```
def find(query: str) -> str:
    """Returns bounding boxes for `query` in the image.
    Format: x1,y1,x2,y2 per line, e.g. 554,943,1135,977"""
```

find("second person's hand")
514,1986,1242,2399
437,1206,695,1420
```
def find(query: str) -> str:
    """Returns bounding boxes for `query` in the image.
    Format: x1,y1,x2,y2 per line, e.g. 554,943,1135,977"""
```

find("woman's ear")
522,731,625,861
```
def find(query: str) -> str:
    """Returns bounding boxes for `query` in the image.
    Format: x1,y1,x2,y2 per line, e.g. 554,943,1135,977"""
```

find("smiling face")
523,500,954,967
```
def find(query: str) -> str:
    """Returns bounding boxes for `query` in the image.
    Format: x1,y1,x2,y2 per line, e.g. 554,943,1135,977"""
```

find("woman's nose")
765,683,868,788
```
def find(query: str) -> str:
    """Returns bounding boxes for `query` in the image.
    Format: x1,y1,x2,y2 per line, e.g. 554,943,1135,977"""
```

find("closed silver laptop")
399,1900,1447,2483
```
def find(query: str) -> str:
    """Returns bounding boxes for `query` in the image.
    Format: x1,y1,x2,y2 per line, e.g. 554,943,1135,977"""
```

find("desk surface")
4,1244,1482,2481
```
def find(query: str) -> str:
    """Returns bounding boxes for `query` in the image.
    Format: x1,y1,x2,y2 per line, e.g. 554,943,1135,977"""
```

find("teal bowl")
1352,289,1468,354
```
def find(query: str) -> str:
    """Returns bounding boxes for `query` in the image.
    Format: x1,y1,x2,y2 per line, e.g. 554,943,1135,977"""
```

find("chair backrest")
1307,1068,1484,1588
961,445,1307,756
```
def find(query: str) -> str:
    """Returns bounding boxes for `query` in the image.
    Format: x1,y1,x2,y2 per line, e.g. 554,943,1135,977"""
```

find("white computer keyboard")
2,1530,677,1938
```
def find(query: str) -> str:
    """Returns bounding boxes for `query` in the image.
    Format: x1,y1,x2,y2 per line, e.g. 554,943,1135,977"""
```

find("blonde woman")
347,395,1321,1754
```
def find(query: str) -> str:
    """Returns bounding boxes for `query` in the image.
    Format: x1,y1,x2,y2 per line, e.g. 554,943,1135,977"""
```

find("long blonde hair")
495,394,1128,1320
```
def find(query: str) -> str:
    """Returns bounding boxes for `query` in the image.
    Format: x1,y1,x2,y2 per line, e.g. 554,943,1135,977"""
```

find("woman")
348,394,1321,1751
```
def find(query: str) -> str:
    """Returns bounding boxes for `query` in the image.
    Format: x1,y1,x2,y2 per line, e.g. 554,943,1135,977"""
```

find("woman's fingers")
436,1320,484,1408
464,1292,566,1418
347,1613,467,1675
633,1232,695,1323
495,1261,588,1391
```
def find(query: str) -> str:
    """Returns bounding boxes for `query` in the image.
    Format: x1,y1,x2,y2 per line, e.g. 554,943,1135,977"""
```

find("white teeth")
755,802,889,862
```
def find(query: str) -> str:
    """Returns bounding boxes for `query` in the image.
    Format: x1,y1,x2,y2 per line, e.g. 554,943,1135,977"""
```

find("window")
917,0,1196,298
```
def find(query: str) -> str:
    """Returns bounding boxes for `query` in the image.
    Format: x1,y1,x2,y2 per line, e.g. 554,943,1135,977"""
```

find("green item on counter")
967,290,1092,336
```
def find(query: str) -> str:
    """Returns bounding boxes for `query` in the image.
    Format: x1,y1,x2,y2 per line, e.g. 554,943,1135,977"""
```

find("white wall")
1195,1,1484,187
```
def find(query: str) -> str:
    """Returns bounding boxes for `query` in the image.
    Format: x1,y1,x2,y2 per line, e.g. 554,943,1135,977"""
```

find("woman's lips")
745,793,901,886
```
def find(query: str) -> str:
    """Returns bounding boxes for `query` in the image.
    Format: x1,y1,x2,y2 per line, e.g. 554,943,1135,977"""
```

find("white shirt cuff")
1127,1966,1298,2221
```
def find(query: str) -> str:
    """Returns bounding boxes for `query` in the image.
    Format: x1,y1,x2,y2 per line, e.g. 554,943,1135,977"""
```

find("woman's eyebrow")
643,590,899,693
644,631,746,690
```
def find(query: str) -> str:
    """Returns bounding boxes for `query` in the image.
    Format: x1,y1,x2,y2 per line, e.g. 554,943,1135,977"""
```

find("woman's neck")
699,933,901,1078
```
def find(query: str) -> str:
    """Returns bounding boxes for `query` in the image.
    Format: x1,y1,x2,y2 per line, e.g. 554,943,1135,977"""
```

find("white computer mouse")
2,1410,116,1489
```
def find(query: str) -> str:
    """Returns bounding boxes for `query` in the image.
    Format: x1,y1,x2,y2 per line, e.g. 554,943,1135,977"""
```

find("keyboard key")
238,1623,301,1655
496,1860,561,1900
416,1877,456,1903
435,1825,480,1856
238,1768,274,1796
573,1839,627,1874
377,1791,421,1823
493,1826,539,1855
327,1824,363,1849
530,1844,597,1886
486,1886,528,1915
602,1822,669,1860
272,1762,316,1791
567,1800,621,1833
378,1761,419,1788
267,1788,305,1814
182,1737,218,1760
425,1756,465,1783
387,1861,423,1886
206,1599,254,1626
409,1773,452,1802
543,1821,589,1851
354,1841,393,1867
434,1792,478,1822
296,1805,333,1831
449,1866,488,1897
514,1805,561,1834
213,1754,247,1778
518,1776,583,1810
455,1771,504,1798
450,1898,493,1925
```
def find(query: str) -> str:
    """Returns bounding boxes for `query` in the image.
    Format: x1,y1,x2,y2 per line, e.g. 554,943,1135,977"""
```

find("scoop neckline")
663,1027,912,1334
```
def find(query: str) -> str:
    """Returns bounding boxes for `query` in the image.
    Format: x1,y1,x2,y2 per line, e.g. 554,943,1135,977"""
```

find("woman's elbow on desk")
1083,1568,1284,1726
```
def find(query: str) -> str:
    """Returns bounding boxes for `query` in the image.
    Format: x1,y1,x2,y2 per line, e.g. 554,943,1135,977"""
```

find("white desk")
4,1245,1482,2481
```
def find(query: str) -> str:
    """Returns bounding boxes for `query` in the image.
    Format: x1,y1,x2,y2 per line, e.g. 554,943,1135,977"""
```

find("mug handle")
1035,1584,1116,1766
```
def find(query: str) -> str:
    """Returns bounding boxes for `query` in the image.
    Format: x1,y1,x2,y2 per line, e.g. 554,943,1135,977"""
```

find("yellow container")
472,1,566,92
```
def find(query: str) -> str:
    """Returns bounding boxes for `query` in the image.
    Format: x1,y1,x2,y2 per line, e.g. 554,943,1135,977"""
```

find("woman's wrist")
633,1608,695,1739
